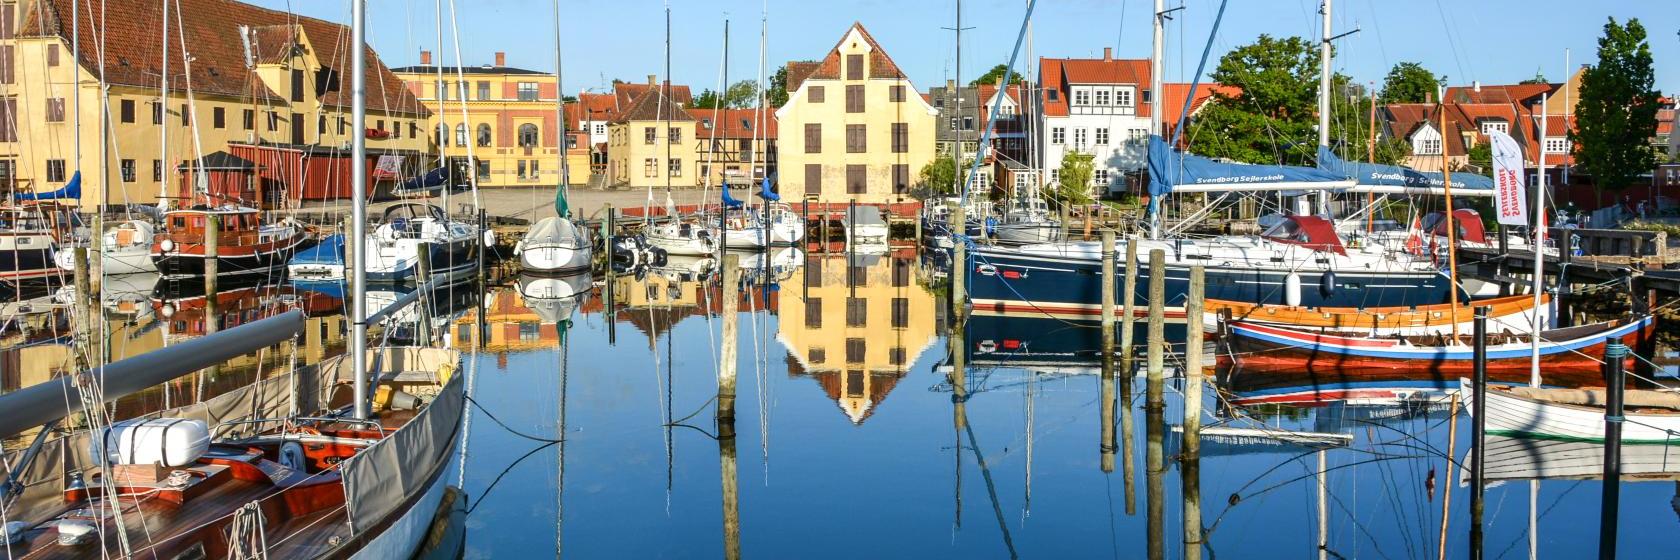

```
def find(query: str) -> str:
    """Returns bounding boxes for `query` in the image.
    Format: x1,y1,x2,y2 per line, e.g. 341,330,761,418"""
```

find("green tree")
1572,17,1662,205
1052,152,1095,205
1378,62,1442,104
768,66,792,108
1465,142,1492,174
918,158,973,196
691,80,760,110
1183,35,1319,166
969,64,1024,87
693,89,722,110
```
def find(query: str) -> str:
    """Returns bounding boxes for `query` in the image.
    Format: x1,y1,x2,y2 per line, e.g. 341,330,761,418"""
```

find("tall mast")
349,0,369,420
1315,0,1332,217
1531,95,1549,387
553,0,567,216
663,3,671,202
158,0,170,210
433,0,448,211
952,0,963,197
71,0,80,192
1147,0,1164,238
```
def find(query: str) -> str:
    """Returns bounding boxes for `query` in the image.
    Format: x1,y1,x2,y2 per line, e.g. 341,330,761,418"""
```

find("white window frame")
1051,127,1065,145
1480,121,1508,135
1095,128,1109,145
1417,137,1442,155
1073,88,1091,106
1072,128,1088,147
1544,137,1569,154
1094,89,1111,106
1116,88,1134,108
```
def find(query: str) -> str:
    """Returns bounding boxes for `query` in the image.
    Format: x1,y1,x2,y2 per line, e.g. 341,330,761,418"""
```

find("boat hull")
993,222,1062,245
365,235,478,284
151,237,305,277
1227,318,1652,374
0,232,61,281
1470,382,1680,444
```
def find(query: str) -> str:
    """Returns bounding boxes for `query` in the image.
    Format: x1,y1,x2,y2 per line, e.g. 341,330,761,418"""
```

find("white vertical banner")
1488,131,1529,226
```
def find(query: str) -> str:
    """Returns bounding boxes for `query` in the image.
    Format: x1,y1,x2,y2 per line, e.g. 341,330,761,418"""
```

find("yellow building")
390,51,590,188
775,23,937,207
606,80,699,190
1,0,430,208
779,252,936,424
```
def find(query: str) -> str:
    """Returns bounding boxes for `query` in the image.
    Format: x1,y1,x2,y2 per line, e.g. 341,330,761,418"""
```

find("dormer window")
1094,89,1110,106
701,118,712,128
741,119,751,130
1480,120,1508,135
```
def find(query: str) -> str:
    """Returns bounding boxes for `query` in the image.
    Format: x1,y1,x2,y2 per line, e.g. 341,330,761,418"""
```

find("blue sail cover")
721,184,745,209
1147,136,1349,197
1317,147,1494,192
14,171,81,200
756,176,779,202
398,167,449,194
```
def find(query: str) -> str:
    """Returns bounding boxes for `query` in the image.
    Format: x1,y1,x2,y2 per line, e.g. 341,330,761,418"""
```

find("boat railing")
217,416,388,440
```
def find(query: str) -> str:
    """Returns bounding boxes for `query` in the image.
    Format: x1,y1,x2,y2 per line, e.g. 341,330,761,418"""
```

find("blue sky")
256,0,1679,96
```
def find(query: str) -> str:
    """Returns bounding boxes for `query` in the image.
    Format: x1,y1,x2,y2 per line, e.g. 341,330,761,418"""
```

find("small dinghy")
1225,316,1652,375
1467,381,1680,444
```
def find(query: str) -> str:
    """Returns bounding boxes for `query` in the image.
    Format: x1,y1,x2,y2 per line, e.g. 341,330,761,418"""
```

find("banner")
1487,131,1528,226
373,155,404,180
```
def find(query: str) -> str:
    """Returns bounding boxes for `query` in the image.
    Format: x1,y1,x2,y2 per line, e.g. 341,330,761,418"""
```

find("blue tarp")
1316,147,1494,192
14,171,80,200
756,176,779,202
1147,136,1349,197
397,167,449,194
721,184,745,209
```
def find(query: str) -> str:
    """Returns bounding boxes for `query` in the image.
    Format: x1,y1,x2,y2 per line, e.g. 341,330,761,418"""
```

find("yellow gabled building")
606,79,699,190
775,23,937,209
2,0,430,208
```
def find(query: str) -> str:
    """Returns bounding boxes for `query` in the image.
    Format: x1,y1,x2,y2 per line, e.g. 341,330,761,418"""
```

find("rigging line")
463,439,560,514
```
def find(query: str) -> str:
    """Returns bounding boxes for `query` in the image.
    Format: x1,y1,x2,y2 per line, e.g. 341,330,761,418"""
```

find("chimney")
947,79,955,91
1473,80,1481,93
494,52,506,67
648,74,658,86
420,50,432,66
1426,92,1434,104
1103,47,1113,61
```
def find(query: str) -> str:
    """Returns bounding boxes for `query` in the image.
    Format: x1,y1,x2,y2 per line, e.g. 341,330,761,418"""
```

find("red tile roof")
693,108,777,139
1037,56,1153,118
784,61,821,92
1384,101,1576,165
614,86,694,123
1444,83,1555,106
802,23,910,82
613,82,693,109
21,0,426,116
1161,82,1240,138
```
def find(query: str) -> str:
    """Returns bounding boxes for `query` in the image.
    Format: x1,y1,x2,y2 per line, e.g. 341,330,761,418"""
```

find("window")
1481,121,1508,135
805,164,822,196
477,81,491,100
1095,168,1110,185
1095,128,1109,145
477,161,490,179
519,323,540,342
410,122,419,139
151,102,163,124
845,85,864,113
890,85,906,102
517,82,539,101
891,297,909,328
846,54,864,80
1417,137,1442,155
808,347,826,364
0,46,10,84
893,163,909,194
458,82,470,100
45,98,64,122
1544,137,1568,154
290,69,304,102
1072,128,1087,146
318,114,326,134
892,259,911,286
845,339,866,363
455,123,468,145
961,116,974,130
45,160,65,182
645,126,656,144
846,164,866,194
152,160,162,182
668,158,682,177
517,160,528,179
805,298,822,328
46,44,58,66
804,123,822,153
374,119,384,133
1130,128,1148,143
1051,127,1065,144
891,123,908,153
211,107,225,129
530,160,540,177
808,86,825,103
594,123,606,135
668,127,681,144
518,123,538,147
846,124,866,153
119,159,135,182
642,158,657,177
242,109,254,130
848,264,868,287
120,99,135,123
805,256,824,287
1116,88,1134,107
436,123,449,146
436,80,448,100
1095,89,1110,106
846,298,867,326
1073,89,1090,106
949,117,958,131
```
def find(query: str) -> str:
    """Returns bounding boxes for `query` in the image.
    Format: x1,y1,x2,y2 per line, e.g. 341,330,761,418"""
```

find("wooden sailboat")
1226,317,1650,374
1206,293,1547,336
150,205,307,277
1468,382,1680,444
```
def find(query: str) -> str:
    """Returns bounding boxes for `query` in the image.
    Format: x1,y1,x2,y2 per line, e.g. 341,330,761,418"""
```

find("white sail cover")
341,373,464,533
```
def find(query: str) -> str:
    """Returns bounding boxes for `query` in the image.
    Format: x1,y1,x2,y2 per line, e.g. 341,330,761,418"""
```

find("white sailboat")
517,0,593,275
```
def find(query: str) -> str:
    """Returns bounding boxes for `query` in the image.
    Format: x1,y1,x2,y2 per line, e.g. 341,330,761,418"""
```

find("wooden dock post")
1557,231,1573,328
416,242,434,287
1436,392,1460,560
1101,232,1117,354
718,253,740,422
1145,248,1166,560
602,203,615,246
1146,249,1166,388
1470,306,1489,560
719,413,740,560
205,213,220,294
952,201,968,323
71,247,95,365
1100,350,1117,474
1120,238,1139,366
1599,340,1629,560
1182,266,1205,560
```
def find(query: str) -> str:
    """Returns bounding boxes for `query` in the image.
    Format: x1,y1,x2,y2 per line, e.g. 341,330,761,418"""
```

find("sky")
253,0,1680,96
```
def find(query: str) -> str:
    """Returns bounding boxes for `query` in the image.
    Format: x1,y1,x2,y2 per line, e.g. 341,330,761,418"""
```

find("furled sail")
1316,147,1495,196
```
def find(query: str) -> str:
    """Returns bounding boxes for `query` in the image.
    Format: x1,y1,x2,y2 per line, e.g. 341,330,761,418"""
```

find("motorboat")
363,203,479,284
150,206,306,278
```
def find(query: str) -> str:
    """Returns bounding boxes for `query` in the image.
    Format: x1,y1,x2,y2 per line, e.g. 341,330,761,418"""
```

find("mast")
552,0,567,216
663,3,672,204
350,0,369,420
158,0,170,210
1315,0,1332,216
433,0,448,211
1147,0,1164,238
1531,95,1549,387
952,0,963,198
1439,100,1461,338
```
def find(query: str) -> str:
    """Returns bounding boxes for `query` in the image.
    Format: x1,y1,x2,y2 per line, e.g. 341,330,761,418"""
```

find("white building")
1037,49,1152,198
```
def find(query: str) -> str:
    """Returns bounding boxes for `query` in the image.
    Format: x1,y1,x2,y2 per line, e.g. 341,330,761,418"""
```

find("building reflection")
780,250,935,424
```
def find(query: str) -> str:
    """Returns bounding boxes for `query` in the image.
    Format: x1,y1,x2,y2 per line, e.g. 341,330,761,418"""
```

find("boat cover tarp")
291,233,345,266
523,216,585,249
14,171,80,200
1147,136,1348,197
342,358,463,533
397,167,450,194
722,184,745,209
757,176,780,202
1317,147,1494,192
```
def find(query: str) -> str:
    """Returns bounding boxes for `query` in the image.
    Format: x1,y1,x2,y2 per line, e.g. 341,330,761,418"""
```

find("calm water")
446,249,1680,559
4,248,1676,558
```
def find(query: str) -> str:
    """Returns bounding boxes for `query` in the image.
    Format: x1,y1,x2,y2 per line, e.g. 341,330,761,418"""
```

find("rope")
463,395,563,444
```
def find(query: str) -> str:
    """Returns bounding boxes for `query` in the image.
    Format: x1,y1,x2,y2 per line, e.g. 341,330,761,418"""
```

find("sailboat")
517,3,593,275
362,202,479,284
719,180,806,249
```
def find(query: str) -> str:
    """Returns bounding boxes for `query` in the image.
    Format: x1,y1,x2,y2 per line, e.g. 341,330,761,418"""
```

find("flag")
1487,131,1528,227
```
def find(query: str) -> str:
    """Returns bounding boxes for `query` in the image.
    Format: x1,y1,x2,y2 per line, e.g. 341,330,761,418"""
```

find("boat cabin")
1421,209,1489,245
1261,215,1348,255
1,202,82,237
161,206,267,246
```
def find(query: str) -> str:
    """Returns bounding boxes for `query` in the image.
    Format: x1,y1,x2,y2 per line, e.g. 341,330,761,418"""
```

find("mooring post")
1558,231,1573,328
72,246,95,365
1600,340,1628,560
477,209,488,286
416,241,434,287
952,217,968,324
1144,248,1166,560
1100,345,1117,474
1471,306,1489,560
603,203,615,248
1120,238,1140,366
1101,232,1117,355
205,213,220,294
1146,249,1166,390
718,253,740,422
1182,266,1205,560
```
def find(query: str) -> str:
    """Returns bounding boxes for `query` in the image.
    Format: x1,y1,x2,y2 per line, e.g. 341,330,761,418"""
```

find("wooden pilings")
1120,240,1139,366
1100,231,1118,476
1146,249,1166,385
1145,249,1166,560
1470,306,1489,560
1182,266,1205,560
718,253,740,422
1101,232,1117,356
